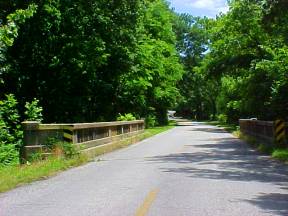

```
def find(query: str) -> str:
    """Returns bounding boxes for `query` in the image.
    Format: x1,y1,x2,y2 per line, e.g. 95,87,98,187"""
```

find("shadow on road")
147,127,288,215
241,193,288,216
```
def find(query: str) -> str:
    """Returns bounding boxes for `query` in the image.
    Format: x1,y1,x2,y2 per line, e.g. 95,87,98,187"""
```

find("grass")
272,149,288,162
206,120,288,163
207,121,288,163
239,132,288,162
144,120,176,138
0,122,176,193
0,155,88,193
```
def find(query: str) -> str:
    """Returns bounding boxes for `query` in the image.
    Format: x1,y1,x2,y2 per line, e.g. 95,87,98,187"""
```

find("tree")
118,0,184,125
0,4,37,84
176,0,288,122
1,0,183,125
173,14,215,119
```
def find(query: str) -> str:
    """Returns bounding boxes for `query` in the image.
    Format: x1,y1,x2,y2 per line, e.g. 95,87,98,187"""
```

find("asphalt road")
1,121,288,216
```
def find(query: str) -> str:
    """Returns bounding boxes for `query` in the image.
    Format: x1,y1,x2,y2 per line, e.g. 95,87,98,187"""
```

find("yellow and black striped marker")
63,126,73,143
274,120,286,145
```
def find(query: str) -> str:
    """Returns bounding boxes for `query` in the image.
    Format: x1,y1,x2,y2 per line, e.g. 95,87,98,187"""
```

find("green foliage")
0,4,37,46
1,0,182,126
56,142,79,159
208,0,288,121
27,152,43,163
0,144,19,166
0,4,37,83
44,138,79,159
257,144,273,154
0,94,44,166
217,114,228,124
176,0,288,122
174,15,217,120
272,149,288,162
118,0,184,125
0,94,22,166
0,94,22,146
44,137,59,151
0,0,185,168
0,156,89,193
145,115,156,128
117,113,136,121
24,98,43,122
144,120,176,137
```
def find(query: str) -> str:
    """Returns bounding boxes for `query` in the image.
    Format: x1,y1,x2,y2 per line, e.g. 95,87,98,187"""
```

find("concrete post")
108,127,112,137
22,121,41,146
21,121,41,163
129,124,132,133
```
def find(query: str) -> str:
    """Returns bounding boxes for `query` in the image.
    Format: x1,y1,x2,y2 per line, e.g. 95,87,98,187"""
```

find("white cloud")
169,0,229,17
192,0,215,9
217,6,229,14
190,0,228,15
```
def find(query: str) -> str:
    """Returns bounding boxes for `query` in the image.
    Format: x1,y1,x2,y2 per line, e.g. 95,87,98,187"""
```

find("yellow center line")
135,189,159,216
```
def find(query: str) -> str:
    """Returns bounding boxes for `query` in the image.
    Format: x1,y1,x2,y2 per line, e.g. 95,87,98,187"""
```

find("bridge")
1,120,288,216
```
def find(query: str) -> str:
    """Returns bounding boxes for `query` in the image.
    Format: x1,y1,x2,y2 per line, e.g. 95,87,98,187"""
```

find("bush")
217,114,228,124
0,144,19,166
25,98,43,122
155,109,168,126
0,94,43,166
145,115,156,128
257,144,273,154
0,94,22,166
117,113,136,121
57,141,80,158
272,149,288,161
44,138,80,159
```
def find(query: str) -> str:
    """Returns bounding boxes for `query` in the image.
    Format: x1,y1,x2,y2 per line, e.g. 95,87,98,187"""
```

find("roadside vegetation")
239,133,288,162
144,120,176,137
174,1,288,124
272,149,288,162
207,120,288,163
0,155,88,193
1,0,183,125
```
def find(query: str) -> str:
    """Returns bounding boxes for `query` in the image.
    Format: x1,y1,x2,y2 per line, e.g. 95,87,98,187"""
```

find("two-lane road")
1,121,288,216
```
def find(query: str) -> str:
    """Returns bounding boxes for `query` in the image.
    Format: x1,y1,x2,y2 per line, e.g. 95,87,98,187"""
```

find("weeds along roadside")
206,120,288,163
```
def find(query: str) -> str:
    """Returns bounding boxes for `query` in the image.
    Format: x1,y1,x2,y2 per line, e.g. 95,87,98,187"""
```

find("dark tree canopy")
1,0,183,124
175,0,288,122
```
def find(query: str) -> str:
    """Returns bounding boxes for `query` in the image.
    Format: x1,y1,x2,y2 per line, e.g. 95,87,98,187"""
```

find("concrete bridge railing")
239,119,287,148
22,120,145,160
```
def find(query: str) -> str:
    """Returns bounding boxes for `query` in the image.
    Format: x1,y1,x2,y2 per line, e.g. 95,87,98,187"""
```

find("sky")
168,0,229,18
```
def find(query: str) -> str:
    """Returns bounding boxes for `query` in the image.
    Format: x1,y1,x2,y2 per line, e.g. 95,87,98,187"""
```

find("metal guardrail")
21,120,145,160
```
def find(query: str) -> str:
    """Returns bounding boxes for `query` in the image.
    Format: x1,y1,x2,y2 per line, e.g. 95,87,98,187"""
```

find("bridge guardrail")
239,119,287,148
22,120,145,161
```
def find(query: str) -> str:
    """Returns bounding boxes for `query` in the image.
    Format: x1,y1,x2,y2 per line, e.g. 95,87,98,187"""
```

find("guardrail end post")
21,121,41,163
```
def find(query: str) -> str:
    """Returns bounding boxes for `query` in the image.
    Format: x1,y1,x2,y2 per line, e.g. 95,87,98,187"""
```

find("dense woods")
1,0,183,124
1,0,287,165
176,0,288,123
